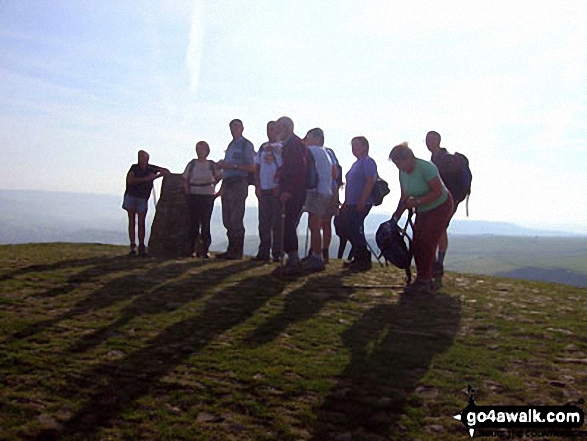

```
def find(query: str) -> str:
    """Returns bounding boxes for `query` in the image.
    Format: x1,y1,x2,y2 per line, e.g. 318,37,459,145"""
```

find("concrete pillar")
148,174,190,258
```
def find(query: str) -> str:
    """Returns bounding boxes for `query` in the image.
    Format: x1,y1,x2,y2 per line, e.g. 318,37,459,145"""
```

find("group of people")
123,117,465,293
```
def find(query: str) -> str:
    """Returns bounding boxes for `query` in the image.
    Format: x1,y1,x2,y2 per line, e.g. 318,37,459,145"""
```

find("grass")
0,243,586,440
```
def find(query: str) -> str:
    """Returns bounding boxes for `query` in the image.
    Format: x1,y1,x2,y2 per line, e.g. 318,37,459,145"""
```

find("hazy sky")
1,1,586,230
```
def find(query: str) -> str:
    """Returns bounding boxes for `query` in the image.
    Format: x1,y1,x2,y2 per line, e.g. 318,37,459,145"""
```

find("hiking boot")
322,248,329,264
346,247,371,272
128,244,137,256
347,259,372,272
272,255,282,263
252,255,270,262
432,261,444,290
404,278,432,294
431,274,443,290
301,255,325,272
216,251,231,260
138,245,148,257
433,261,444,278
342,259,355,268
280,256,301,276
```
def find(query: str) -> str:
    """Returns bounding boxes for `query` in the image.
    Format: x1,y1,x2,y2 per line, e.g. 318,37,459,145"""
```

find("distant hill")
1,189,586,287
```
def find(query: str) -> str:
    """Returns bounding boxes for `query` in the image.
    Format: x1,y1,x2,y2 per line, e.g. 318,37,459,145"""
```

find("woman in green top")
390,143,454,293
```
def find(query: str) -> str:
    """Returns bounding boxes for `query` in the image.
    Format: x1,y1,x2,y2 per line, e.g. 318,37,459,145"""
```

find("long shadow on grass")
8,259,208,342
67,259,259,354
34,266,287,440
0,255,131,283
312,291,461,440
245,273,355,346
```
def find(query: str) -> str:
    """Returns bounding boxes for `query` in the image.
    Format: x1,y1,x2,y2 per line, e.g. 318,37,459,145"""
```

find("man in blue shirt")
216,119,255,259
340,136,377,271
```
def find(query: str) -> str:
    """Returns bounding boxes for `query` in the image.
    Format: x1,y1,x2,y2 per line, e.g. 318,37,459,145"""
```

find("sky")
1,0,586,232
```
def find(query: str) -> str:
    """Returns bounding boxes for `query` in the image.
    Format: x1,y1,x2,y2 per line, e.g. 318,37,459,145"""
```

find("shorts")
122,194,148,214
304,190,332,217
325,192,340,217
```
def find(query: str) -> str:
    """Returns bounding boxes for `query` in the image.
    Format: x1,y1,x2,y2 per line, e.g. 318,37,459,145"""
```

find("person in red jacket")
275,116,307,275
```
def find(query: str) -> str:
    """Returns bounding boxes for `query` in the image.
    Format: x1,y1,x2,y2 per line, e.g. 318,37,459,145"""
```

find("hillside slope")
1,244,585,440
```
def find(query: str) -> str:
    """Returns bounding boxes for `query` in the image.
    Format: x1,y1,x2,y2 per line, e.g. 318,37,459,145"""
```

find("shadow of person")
312,291,461,440
7,260,203,342
34,268,287,440
68,259,259,354
0,255,125,282
244,273,355,347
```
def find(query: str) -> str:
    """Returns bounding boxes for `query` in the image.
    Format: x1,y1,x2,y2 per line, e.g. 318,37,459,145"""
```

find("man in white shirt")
253,121,283,262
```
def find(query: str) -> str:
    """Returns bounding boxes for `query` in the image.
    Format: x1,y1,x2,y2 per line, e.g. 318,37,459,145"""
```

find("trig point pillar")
148,174,190,258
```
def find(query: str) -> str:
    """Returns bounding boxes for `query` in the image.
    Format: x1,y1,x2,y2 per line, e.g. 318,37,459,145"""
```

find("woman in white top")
182,141,221,258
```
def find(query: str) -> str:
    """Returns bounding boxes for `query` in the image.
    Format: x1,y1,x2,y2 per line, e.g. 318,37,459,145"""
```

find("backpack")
187,159,216,188
437,151,472,213
376,217,413,284
305,147,319,190
371,177,390,206
238,139,256,186
325,147,343,188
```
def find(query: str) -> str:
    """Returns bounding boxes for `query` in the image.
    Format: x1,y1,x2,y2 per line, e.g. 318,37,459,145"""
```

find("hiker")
216,119,255,260
253,121,283,262
390,142,454,293
321,146,343,264
300,128,334,272
339,136,377,271
275,116,307,275
122,150,169,256
182,141,221,258
426,130,471,287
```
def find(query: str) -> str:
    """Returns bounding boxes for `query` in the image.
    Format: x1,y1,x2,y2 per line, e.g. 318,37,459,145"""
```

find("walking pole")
366,239,384,266
304,213,310,257
280,200,286,268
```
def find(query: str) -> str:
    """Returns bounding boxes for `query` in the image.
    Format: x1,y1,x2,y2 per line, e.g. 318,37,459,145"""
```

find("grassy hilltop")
0,243,586,440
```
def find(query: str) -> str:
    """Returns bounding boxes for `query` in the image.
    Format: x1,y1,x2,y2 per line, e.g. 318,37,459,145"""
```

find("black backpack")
371,177,390,206
325,147,343,188
305,147,319,190
376,216,413,283
238,139,256,186
436,151,472,212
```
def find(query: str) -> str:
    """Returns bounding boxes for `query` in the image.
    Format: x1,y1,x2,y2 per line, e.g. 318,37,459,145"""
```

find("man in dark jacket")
276,116,307,275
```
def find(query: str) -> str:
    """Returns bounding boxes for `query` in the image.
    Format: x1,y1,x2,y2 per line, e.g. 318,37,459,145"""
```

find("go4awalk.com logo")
453,386,585,438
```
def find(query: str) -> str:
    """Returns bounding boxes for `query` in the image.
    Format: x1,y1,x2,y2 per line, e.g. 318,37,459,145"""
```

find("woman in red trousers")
390,143,454,293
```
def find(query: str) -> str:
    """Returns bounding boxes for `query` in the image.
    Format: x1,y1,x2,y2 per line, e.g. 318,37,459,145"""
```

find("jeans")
339,204,372,250
258,190,283,258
